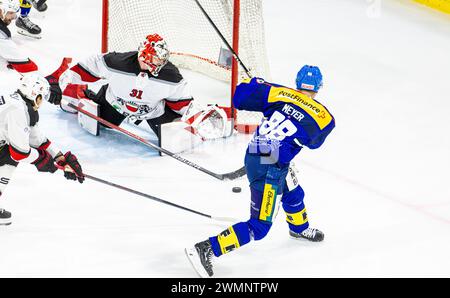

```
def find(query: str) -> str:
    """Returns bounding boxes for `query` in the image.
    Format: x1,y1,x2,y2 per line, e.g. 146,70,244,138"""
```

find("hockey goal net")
101,0,270,133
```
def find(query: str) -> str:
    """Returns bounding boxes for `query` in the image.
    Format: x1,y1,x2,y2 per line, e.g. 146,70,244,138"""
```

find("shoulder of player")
1,93,27,117
314,97,334,119
150,61,184,84
101,52,184,83
7,93,37,122
102,51,141,75
269,83,333,113
2,92,22,106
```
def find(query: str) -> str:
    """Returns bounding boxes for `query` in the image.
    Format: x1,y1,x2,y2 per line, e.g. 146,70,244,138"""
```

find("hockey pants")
0,145,18,199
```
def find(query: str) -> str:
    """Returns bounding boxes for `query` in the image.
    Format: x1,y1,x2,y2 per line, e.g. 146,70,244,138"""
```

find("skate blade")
17,29,42,39
184,247,211,278
289,234,324,243
0,219,12,226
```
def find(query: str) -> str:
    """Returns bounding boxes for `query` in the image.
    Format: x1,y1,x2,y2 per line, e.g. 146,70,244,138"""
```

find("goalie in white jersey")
0,74,84,226
54,34,229,153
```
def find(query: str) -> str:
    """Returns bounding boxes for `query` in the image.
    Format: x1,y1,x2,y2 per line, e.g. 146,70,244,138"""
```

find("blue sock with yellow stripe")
285,207,309,233
209,222,251,257
281,184,309,233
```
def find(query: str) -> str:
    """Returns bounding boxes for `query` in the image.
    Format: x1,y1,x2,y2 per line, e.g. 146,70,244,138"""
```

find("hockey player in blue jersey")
185,65,335,277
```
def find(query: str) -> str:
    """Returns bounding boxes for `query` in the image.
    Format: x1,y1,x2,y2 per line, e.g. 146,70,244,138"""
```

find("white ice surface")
0,0,449,277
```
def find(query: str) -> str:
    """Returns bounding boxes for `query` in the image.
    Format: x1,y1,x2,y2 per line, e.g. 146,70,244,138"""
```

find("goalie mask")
18,73,51,110
138,34,170,77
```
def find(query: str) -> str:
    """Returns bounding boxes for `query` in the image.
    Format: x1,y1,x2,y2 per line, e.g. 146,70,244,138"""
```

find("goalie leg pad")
160,121,203,154
60,84,88,114
147,106,182,135
78,98,100,136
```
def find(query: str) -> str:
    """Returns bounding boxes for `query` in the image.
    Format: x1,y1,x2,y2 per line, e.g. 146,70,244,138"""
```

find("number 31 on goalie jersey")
258,111,297,141
129,89,143,99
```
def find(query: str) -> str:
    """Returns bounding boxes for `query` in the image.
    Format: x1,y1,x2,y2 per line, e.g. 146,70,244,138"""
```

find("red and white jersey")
0,92,57,163
0,20,38,73
63,51,193,121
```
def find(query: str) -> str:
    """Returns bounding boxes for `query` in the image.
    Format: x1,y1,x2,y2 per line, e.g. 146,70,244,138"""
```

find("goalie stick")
67,103,246,181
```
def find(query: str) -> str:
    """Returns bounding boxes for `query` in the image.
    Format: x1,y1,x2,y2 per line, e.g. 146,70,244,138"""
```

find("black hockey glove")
32,149,58,173
45,75,63,105
57,152,84,184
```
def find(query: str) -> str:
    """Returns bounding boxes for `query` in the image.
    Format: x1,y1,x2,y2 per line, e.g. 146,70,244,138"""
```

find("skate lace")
301,228,316,239
22,17,38,29
205,247,213,268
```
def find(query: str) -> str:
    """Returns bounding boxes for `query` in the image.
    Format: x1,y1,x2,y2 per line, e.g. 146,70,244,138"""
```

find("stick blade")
221,166,246,181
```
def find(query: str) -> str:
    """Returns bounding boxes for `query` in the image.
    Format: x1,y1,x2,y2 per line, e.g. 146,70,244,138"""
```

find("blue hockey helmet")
295,65,323,92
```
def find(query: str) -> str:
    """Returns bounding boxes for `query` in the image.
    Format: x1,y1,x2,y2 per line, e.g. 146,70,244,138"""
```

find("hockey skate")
16,16,42,39
289,227,324,242
32,0,47,12
0,208,12,226
185,240,214,278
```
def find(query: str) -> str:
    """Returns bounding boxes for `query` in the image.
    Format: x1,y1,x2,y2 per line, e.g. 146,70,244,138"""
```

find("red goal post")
101,0,270,133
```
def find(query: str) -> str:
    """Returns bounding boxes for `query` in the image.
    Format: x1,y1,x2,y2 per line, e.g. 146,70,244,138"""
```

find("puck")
232,187,242,193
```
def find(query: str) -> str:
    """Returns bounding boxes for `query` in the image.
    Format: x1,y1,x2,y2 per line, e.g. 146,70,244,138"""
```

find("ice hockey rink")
0,0,449,278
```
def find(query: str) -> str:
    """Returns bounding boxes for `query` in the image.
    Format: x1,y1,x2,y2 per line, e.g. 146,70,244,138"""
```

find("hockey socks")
209,222,252,257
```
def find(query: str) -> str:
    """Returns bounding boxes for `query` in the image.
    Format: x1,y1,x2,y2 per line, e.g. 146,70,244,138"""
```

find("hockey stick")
84,173,237,222
67,103,246,181
193,0,252,79
57,166,236,222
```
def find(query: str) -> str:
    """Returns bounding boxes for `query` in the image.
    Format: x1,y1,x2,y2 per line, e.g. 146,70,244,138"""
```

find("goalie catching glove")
159,102,230,154
181,102,230,140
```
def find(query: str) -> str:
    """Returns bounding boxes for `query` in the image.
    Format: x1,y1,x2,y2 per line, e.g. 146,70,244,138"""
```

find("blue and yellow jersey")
234,77,335,165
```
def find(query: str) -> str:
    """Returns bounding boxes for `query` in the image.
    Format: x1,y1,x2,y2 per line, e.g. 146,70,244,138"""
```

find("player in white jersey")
0,0,39,73
53,34,229,153
0,73,84,226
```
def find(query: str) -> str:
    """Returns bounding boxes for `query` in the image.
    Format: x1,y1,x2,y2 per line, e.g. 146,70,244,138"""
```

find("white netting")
105,0,270,128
